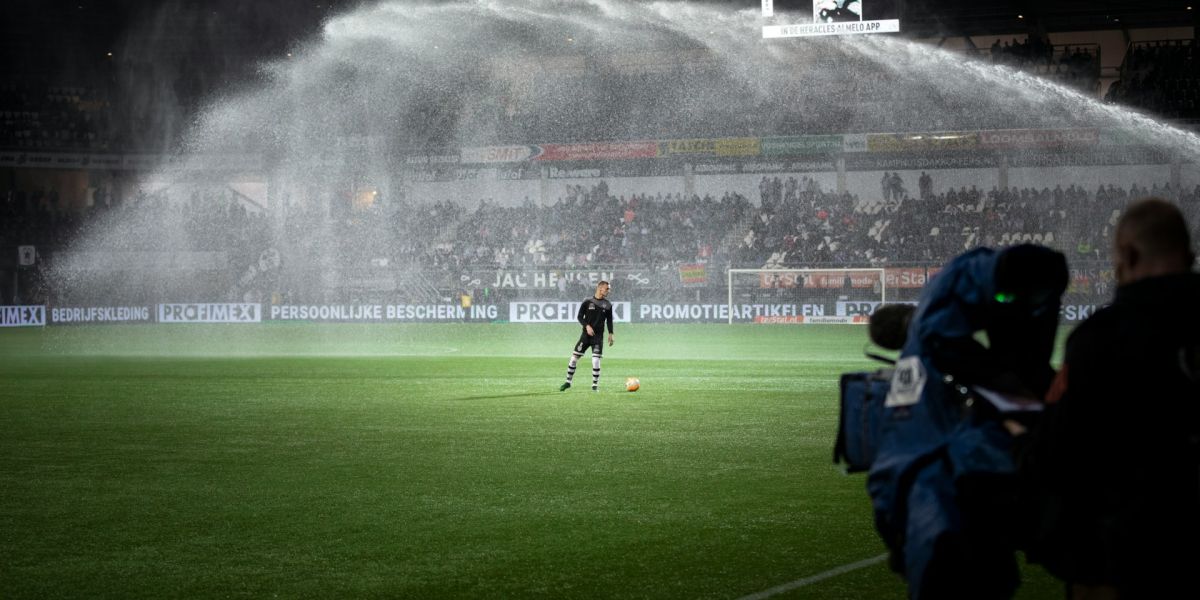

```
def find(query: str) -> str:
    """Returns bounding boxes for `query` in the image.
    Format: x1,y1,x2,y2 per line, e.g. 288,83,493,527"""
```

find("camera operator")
867,244,1068,600
1017,198,1200,599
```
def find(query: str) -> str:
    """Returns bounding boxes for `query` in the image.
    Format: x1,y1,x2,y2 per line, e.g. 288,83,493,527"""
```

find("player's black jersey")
577,297,614,335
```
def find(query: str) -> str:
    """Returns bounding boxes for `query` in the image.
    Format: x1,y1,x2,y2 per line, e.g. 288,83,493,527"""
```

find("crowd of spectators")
1106,39,1200,119
736,176,1200,272
5,175,1200,305
986,37,1100,93
424,184,751,273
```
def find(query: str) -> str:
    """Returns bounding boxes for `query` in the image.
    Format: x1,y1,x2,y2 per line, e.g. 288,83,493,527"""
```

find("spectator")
1018,198,1200,599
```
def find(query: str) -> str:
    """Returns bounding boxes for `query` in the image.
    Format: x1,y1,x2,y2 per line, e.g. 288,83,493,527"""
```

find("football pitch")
0,324,1062,599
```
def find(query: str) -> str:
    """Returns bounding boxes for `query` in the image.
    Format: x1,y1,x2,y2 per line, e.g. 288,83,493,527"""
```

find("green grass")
0,324,1063,599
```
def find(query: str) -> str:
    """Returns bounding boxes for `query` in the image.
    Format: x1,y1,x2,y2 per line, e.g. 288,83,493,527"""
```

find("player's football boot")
559,382,571,391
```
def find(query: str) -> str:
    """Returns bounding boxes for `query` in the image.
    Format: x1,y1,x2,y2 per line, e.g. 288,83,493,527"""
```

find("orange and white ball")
625,377,640,392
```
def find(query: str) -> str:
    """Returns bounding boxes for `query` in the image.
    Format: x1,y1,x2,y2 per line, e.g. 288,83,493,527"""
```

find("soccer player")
560,281,614,392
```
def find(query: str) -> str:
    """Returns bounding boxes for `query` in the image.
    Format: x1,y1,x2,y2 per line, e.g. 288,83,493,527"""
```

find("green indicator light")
994,292,1015,303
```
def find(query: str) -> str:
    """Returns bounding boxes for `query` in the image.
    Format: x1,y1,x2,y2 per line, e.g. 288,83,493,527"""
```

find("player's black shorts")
573,331,603,356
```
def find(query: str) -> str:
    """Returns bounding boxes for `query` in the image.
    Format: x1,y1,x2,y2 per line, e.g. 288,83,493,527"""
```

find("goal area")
725,268,886,324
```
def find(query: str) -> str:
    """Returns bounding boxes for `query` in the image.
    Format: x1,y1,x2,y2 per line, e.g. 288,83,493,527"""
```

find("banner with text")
884,267,930,289
460,145,544,164
867,132,980,152
758,271,881,290
51,306,153,324
978,129,1099,149
661,138,761,157
536,142,659,161
638,303,823,323
464,269,656,290
158,303,262,324
760,135,844,156
0,305,46,327
268,304,499,322
509,301,632,323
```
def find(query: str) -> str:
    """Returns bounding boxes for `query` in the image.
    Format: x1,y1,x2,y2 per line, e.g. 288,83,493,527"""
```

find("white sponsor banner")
510,301,631,323
0,305,46,327
836,301,881,317
268,304,499,321
51,306,152,323
763,19,900,39
460,145,540,164
158,303,261,323
637,303,819,322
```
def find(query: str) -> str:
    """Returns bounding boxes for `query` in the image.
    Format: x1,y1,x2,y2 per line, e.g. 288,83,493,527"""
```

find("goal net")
725,268,886,324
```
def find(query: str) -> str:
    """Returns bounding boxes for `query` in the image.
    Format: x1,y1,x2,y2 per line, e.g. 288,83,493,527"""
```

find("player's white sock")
591,355,601,388
565,352,582,383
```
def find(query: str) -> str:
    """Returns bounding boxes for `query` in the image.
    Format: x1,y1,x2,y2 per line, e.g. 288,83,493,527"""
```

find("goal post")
726,268,886,324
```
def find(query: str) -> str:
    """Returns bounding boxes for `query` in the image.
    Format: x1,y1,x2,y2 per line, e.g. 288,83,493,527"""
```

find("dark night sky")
1,1,1194,81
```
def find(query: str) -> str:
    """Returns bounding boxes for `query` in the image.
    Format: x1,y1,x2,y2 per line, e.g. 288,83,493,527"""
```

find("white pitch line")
735,553,890,600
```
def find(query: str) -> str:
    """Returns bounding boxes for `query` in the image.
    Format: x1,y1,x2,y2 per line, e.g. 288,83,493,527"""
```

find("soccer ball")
625,377,640,392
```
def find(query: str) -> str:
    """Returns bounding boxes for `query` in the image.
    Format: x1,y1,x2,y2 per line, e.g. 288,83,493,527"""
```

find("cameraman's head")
992,244,1069,319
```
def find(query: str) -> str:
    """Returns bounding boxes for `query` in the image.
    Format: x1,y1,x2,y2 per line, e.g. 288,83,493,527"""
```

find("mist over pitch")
50,0,1200,313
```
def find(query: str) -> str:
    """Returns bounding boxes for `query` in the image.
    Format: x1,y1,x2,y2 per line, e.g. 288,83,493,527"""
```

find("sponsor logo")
460,145,541,164
885,267,928,289
545,166,603,179
537,142,659,161
487,270,616,289
836,301,880,317
510,301,631,323
0,305,46,327
158,303,262,323
979,129,1099,148
663,138,760,157
761,135,843,156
